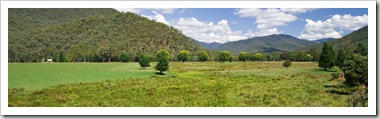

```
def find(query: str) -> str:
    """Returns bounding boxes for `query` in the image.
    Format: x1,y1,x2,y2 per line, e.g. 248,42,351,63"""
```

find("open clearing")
8,62,352,107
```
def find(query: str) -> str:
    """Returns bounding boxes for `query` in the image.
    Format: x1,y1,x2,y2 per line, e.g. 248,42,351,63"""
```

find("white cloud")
234,8,262,17
142,11,170,25
114,8,177,14
149,8,177,14
172,18,255,43
114,8,141,13
234,8,304,36
254,28,282,37
255,9,298,30
298,14,368,40
279,8,318,14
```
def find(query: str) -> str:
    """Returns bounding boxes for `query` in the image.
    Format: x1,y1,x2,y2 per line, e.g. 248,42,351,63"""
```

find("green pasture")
8,62,352,107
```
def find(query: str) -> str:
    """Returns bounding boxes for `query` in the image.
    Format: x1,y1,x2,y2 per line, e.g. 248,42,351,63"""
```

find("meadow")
8,62,354,107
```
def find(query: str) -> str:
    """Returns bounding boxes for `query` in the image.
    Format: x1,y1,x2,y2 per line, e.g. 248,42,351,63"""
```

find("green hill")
217,34,316,54
8,8,118,32
8,9,208,62
300,26,368,51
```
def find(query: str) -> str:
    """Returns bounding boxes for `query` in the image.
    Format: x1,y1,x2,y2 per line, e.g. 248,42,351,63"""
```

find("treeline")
8,11,209,63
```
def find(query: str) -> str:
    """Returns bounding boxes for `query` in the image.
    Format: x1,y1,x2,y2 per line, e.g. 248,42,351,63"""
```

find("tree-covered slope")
217,34,316,54
300,26,368,51
8,8,118,32
8,9,208,62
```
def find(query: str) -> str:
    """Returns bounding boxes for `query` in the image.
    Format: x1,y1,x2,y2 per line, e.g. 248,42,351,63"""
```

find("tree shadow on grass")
311,67,339,72
324,84,352,95
324,84,346,88
326,89,351,95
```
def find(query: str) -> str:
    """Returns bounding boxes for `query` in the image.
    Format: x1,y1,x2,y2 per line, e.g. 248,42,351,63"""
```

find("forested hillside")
8,8,118,33
8,9,208,62
300,26,368,51
217,34,316,54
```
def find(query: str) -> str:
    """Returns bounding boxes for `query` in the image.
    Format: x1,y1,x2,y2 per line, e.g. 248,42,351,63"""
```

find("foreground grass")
8,62,352,107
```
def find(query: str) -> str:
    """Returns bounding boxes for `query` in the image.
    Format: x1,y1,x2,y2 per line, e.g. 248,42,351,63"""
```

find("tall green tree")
155,50,170,75
238,51,250,62
336,49,347,69
328,45,336,68
177,50,191,62
197,51,208,62
139,54,150,69
319,42,332,71
59,51,65,62
218,51,231,62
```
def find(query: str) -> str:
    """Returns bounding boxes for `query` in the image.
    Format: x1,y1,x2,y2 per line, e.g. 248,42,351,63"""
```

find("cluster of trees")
318,42,368,87
318,42,368,107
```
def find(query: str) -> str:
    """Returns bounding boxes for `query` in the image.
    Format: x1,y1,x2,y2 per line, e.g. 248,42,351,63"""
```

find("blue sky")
114,8,368,43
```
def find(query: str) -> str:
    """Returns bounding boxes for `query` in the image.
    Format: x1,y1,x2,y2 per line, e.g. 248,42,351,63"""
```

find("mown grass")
8,62,352,107
9,63,157,91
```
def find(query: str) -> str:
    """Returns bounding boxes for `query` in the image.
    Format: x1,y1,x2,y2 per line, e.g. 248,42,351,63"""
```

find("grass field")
8,62,354,107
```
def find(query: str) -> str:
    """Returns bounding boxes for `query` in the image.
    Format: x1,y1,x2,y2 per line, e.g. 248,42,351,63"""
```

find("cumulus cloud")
114,8,177,14
279,8,318,14
234,8,314,36
142,11,170,25
234,8,263,17
149,8,177,14
298,14,368,40
172,18,255,43
255,9,298,30
114,8,141,13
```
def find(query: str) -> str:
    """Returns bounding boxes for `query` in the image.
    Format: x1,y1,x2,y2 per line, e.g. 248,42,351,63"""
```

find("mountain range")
215,34,316,54
8,8,368,62
312,38,335,43
300,26,368,52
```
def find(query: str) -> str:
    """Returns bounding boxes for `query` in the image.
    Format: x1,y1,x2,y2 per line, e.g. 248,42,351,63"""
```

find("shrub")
177,50,191,62
218,51,231,62
228,56,233,63
238,51,250,62
138,54,150,69
342,54,367,87
120,52,129,62
283,59,291,68
197,51,208,62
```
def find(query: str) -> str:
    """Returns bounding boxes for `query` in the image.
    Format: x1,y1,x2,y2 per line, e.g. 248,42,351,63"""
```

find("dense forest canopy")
8,8,210,62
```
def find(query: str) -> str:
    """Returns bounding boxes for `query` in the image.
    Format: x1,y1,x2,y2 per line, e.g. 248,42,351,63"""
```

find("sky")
114,8,368,43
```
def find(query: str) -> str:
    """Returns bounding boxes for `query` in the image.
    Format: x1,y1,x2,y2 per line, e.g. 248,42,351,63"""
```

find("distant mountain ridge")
215,34,316,54
300,26,368,51
192,39,222,49
312,38,335,43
